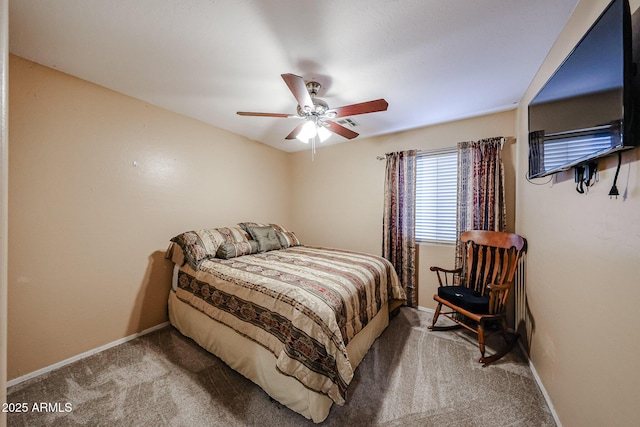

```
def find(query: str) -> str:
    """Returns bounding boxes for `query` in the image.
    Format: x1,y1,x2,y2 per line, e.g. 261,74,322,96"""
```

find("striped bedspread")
174,246,405,405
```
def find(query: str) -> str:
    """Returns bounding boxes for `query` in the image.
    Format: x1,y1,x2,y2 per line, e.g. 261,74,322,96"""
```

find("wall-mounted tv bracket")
575,162,598,194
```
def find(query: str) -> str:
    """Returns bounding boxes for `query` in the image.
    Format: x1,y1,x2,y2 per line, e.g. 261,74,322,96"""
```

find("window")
415,148,457,243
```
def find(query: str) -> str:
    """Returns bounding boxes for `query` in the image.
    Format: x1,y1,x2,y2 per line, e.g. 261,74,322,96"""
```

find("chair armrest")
429,266,462,287
429,266,462,274
486,282,511,293
486,282,514,314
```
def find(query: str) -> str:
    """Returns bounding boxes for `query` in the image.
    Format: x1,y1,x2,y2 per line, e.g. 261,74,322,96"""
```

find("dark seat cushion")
438,286,489,314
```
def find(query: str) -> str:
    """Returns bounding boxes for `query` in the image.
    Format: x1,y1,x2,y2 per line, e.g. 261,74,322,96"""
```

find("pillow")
216,240,259,259
246,225,282,253
214,226,251,243
239,222,301,248
270,224,301,248
170,230,220,270
238,221,268,234
171,226,251,269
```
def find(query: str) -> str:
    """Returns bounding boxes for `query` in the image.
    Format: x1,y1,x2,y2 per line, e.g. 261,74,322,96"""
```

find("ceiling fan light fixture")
296,120,317,143
317,125,331,142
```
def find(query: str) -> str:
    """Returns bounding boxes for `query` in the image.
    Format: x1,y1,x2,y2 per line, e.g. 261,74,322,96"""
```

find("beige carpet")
7,308,556,426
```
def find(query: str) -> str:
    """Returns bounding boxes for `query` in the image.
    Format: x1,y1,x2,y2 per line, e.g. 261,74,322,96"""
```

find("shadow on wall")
127,250,174,335
516,298,536,360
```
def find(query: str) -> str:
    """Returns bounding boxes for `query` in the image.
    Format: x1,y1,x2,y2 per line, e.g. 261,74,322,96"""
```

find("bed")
165,223,406,423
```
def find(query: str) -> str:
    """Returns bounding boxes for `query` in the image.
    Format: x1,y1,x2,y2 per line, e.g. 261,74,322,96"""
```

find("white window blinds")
543,132,613,172
416,148,458,243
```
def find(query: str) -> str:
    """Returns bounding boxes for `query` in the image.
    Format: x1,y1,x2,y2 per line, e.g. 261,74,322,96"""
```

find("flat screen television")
528,0,639,179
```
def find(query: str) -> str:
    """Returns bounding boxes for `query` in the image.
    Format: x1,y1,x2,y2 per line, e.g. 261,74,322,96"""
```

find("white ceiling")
9,0,580,152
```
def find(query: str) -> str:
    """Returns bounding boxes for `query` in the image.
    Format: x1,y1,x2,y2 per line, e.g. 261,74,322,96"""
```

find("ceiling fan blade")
285,122,306,140
237,111,294,118
325,121,359,140
281,73,314,112
329,99,388,118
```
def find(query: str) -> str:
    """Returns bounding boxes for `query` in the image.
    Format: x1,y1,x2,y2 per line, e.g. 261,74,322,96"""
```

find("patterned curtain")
455,137,506,268
382,150,417,307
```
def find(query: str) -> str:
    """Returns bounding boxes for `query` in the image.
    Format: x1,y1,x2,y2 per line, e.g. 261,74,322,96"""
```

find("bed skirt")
168,291,389,423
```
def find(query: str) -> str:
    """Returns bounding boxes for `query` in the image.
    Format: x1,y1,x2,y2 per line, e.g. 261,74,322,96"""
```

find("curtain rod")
376,137,513,160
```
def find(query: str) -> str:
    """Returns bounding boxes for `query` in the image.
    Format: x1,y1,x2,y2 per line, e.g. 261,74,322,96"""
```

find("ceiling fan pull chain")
311,134,317,162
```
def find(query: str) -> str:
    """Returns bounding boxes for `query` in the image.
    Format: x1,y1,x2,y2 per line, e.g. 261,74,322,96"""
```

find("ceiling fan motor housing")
298,98,329,116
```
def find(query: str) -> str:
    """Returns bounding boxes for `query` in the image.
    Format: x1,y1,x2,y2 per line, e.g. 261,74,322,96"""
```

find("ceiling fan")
237,73,388,142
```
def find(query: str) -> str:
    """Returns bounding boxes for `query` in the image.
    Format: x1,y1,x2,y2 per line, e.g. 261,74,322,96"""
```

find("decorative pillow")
170,230,219,270
238,221,268,234
270,224,301,248
216,240,258,259
246,225,282,253
238,222,301,248
171,226,251,269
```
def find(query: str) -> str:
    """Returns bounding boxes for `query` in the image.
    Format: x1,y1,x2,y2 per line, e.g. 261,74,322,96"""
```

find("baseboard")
6,322,170,388
518,341,562,427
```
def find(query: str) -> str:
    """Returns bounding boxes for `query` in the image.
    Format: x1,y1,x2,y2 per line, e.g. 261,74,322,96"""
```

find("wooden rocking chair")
428,230,527,366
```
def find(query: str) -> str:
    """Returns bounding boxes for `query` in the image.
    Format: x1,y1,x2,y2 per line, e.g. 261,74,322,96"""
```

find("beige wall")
8,55,291,380
290,110,516,309
516,1,640,426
